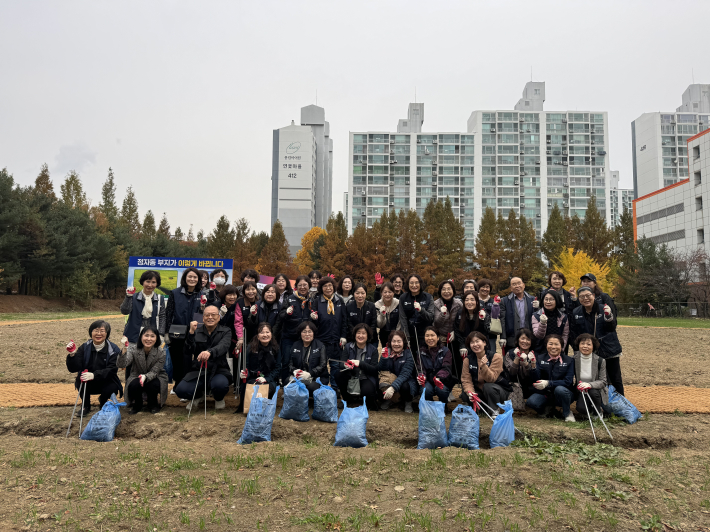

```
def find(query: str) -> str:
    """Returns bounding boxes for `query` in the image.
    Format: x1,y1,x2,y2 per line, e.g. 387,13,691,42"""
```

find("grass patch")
617,317,710,328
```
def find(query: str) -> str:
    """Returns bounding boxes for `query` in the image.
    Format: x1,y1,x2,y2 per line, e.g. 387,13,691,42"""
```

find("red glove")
468,391,481,411
286,306,294,315
200,295,207,305
380,306,387,316
447,331,455,343
344,360,355,370
327,273,335,279
381,347,389,358
433,377,444,390
66,340,77,354
375,272,383,286
126,286,136,295
493,295,501,304
479,309,486,319
417,373,426,386
577,382,591,392
210,282,216,290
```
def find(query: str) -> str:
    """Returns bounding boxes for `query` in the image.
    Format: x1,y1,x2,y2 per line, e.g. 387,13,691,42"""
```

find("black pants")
169,339,187,388
478,383,510,410
575,388,603,419
127,378,161,410
325,342,342,390
396,378,419,402
77,379,121,408
335,373,378,409
605,357,624,396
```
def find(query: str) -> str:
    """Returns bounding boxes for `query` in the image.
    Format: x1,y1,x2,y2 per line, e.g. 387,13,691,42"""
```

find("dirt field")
1,317,710,530
0,295,123,315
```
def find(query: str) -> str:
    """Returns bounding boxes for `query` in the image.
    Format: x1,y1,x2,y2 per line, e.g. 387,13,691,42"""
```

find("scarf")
295,292,308,309
92,341,106,352
548,353,561,362
141,291,153,319
324,294,335,315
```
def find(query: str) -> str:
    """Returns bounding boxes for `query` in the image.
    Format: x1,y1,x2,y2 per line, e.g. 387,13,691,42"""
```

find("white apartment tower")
609,171,633,226
631,84,710,198
271,105,333,255
347,82,612,252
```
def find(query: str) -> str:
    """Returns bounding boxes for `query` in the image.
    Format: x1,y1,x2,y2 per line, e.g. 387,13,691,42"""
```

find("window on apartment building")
525,101,530,106
697,197,703,211
696,171,703,186
699,229,705,244
534,89,540,95
694,146,701,159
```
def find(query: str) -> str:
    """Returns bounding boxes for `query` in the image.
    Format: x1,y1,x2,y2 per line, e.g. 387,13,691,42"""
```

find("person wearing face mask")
477,278,501,353
346,283,377,348
65,320,124,415
416,326,454,403
237,269,262,298
337,275,355,305
536,271,579,321
531,290,569,352
377,330,417,413
373,273,405,302
175,305,233,411
311,276,348,394
217,285,240,379
288,321,327,394
117,326,168,414
570,285,624,395
375,282,401,350
273,273,293,305
165,267,204,393
206,268,230,307
503,328,537,399
335,324,380,409
572,333,608,420
398,273,433,351
237,323,280,412
234,280,260,355
460,331,511,416
528,334,576,422
431,280,462,347
499,277,535,354
278,275,315,382
120,270,166,348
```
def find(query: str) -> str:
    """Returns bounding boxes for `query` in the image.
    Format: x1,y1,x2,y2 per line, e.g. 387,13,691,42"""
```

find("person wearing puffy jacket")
345,283,377,348
531,290,569,352
416,326,454,403
528,334,576,422
335,324,380,409
377,330,416,413
288,321,327,393
311,276,348,394
277,275,313,384
430,280,462,346
477,278,502,353
374,282,400,349
398,273,433,350
503,328,538,399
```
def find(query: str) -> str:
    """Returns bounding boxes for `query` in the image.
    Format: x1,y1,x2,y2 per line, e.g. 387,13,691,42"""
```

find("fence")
615,302,710,320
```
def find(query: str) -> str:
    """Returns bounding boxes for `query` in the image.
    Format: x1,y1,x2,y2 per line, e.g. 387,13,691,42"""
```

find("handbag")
510,381,526,411
168,324,187,340
489,318,502,335
347,376,361,396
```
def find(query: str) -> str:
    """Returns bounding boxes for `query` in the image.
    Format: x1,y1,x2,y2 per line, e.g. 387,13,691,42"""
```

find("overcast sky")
1,0,708,238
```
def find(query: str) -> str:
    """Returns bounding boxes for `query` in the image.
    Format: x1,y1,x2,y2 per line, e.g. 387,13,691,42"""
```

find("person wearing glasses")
476,278,501,353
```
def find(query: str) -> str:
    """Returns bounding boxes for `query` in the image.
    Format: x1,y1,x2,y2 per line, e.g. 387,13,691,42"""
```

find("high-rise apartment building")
271,105,333,255
631,84,710,199
609,171,633,226
347,82,612,252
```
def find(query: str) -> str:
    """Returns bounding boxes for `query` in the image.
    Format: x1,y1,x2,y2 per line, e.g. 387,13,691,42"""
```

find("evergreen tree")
173,227,184,241
60,171,88,210
206,215,236,258
99,168,119,222
541,203,567,266
232,218,257,275
33,163,56,201
614,207,635,269
308,234,326,270
578,194,613,263
186,225,195,242
566,213,583,253
474,207,505,292
249,231,269,256
120,186,141,236
394,209,425,282
257,220,297,277
142,210,156,240
319,212,349,276
422,198,466,287
158,213,171,237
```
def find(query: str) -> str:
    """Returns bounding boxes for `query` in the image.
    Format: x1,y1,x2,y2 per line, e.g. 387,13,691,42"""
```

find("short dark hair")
137,326,160,350
219,284,239,302
337,275,355,296
545,334,564,349
139,270,161,287
461,279,478,293
180,267,202,290
241,280,259,301
308,270,322,279
540,289,563,317
437,280,456,298
548,271,567,286
387,330,409,351
295,275,310,288
390,273,405,284
240,269,259,282
477,278,494,291
210,268,229,282
405,273,425,293
296,320,318,336
574,333,600,351
89,320,112,340
273,273,293,296
515,328,533,348
465,331,488,351
248,322,279,354
351,282,368,296
379,281,395,296
423,325,439,343
317,276,336,294
352,323,373,343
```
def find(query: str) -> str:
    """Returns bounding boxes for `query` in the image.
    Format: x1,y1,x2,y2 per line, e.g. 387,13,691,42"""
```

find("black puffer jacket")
288,339,328,379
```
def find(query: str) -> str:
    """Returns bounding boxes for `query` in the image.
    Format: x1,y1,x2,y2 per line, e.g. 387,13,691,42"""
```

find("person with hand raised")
65,320,124,415
416,326,454,404
477,279,501,353
287,321,327,394
374,281,401,350
335,323,380,409
502,328,538,400
460,331,511,415
234,280,260,354
216,284,240,379
373,272,405,302
120,270,166,348
277,275,314,383
117,326,168,414
532,290,569,352
377,330,416,413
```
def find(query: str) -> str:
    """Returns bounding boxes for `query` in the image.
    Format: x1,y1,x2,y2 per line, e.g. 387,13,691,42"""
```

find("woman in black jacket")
217,284,240,378
337,275,355,305
503,328,538,400
277,275,314,382
377,330,417,413
335,323,380,409
237,322,280,412
234,280,260,353
288,321,327,393
65,320,124,415
345,283,377,348
273,273,293,305
454,291,491,359
375,281,401,349
252,284,281,337
398,273,433,352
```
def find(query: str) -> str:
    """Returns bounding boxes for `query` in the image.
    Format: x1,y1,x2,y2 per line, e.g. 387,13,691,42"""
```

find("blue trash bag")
80,394,126,442
417,393,448,450
489,400,515,448
237,385,281,445
312,378,337,423
163,346,173,383
279,380,310,422
333,397,369,448
447,404,480,450
605,385,642,424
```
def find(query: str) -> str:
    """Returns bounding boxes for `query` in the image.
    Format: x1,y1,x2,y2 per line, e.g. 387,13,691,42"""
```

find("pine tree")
541,203,567,266
257,220,297,277
60,171,88,210
157,213,171,237
33,163,56,201
187,225,195,242
309,234,326,270
142,210,156,240
614,207,635,269
422,198,466,287
579,194,613,263
232,218,257,275
474,207,506,291
120,186,141,236
566,213,583,253
249,231,269,256
394,209,426,282
206,215,236,258
99,168,119,222
173,227,184,241
319,212,349,277
294,226,327,274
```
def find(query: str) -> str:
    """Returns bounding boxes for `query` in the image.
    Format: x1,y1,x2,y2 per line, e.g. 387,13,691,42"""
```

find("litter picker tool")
581,391,598,444
187,360,206,421
478,397,525,437
583,389,613,440
65,382,85,438
78,373,88,436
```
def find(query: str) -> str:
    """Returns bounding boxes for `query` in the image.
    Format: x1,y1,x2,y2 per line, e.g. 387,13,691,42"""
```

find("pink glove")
286,306,294,315
447,331,455,343
250,305,258,315
433,377,444,390
375,272,383,286
468,391,481,412
603,305,612,318
126,286,136,295
344,360,355,370
200,295,207,305
417,374,426,386
66,340,77,354
479,309,486,319
210,282,216,290
310,311,318,320
327,273,335,279
139,374,146,386
381,347,389,359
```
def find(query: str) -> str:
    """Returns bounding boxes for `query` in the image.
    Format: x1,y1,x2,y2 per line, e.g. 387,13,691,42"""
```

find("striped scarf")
295,293,308,309
324,294,335,315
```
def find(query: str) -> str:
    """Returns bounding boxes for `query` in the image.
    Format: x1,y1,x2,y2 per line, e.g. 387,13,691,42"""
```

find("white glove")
80,371,94,382
440,306,447,316
447,331,455,343
240,369,248,379
126,286,136,296
220,305,228,317
539,313,548,325
499,339,507,349
250,305,258,316
383,386,395,400
380,306,387,316
255,377,266,384
459,348,467,357
532,299,539,309
478,309,486,319
120,336,129,348
286,306,294,315
413,301,421,311
339,338,347,348
310,311,318,320
603,304,612,318
298,371,311,381
520,353,529,362
533,380,549,390
293,369,300,376
139,374,146,386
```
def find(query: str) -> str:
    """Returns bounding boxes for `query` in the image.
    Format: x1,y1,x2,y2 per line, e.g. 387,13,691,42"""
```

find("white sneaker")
170,389,176,395
179,398,188,402
404,402,413,414
448,392,457,403
215,399,226,410
186,396,203,411
564,412,576,423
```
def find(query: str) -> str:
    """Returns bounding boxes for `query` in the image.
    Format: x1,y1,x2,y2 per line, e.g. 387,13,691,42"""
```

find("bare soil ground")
0,295,123,315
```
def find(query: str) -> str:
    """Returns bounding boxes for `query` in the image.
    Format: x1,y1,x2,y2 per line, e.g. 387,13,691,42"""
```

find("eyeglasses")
578,294,594,300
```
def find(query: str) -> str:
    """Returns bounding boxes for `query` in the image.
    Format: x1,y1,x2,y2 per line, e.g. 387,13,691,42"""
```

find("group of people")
65,266,624,423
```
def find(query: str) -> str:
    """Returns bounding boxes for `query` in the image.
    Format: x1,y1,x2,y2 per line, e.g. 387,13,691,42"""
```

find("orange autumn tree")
294,226,327,274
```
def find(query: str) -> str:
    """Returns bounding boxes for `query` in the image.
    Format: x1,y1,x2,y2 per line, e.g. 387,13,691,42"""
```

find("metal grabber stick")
581,391,598,444
187,361,204,421
584,390,613,440
478,397,525,436
65,381,84,438
78,379,88,436
204,360,208,420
